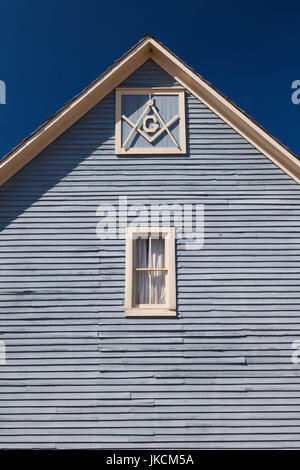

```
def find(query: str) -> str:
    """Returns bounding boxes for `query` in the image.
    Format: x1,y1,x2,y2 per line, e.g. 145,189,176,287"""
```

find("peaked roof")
0,35,299,185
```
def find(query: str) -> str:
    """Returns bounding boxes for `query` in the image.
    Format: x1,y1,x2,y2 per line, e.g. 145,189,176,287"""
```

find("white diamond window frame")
115,88,186,155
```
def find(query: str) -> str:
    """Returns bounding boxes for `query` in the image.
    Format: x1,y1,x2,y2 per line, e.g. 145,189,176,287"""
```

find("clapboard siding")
0,59,300,449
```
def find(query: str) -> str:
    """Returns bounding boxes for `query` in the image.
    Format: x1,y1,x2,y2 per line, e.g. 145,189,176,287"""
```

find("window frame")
125,226,176,316
115,87,186,155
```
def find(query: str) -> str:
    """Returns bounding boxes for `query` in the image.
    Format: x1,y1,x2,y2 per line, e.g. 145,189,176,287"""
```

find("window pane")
134,237,149,268
151,237,165,268
135,271,150,304
151,271,166,304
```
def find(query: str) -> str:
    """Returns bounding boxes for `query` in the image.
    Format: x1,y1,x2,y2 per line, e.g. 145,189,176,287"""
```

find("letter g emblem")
143,115,159,134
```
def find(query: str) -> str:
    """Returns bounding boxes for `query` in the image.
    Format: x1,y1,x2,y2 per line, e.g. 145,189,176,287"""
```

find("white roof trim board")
0,35,299,185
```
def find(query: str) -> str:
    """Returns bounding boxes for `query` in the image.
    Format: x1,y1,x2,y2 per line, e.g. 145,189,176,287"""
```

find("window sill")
125,308,177,317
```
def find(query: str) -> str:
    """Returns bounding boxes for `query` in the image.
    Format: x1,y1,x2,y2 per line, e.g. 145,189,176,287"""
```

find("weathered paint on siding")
0,59,300,449
121,93,180,148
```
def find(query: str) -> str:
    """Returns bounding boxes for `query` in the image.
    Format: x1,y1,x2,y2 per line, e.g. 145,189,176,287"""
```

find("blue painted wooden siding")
0,59,300,449
121,93,180,148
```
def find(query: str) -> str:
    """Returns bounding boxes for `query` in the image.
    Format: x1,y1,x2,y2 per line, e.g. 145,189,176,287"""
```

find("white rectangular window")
125,227,176,316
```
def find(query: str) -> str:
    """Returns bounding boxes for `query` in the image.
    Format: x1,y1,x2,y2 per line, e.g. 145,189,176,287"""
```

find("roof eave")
149,38,300,184
0,35,299,186
0,36,152,185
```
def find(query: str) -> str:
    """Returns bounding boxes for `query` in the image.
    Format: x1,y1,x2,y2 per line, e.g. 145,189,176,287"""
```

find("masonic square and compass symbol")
121,94,181,150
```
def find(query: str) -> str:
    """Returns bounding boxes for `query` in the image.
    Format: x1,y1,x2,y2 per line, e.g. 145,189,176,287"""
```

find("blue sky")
1,0,300,157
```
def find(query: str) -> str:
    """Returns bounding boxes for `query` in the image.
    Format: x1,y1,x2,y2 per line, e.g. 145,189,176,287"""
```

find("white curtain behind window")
135,238,149,304
151,238,165,304
134,236,165,305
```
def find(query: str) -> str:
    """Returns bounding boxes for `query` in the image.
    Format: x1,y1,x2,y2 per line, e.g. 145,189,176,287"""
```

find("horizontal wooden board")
0,59,299,449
